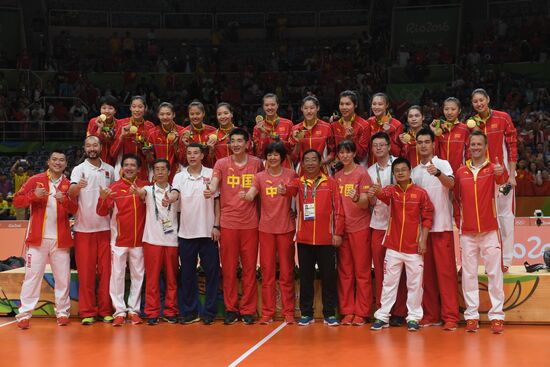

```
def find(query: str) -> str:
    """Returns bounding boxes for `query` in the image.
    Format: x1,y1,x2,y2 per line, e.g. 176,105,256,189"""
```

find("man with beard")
69,136,115,325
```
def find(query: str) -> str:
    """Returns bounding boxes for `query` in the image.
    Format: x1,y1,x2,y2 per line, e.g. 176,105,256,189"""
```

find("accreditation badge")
303,203,315,221
160,217,174,234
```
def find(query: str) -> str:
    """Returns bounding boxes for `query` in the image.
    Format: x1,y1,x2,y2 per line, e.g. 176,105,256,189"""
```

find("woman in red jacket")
365,93,403,166
87,95,119,165
180,101,217,167
211,102,236,162
398,105,425,168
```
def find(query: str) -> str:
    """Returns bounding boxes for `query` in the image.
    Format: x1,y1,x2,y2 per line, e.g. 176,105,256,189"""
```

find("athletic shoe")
259,316,273,325
147,318,159,326
407,320,420,332
443,321,458,331
419,319,443,328
102,316,114,323
389,316,405,327
490,319,504,334
340,314,354,325
17,318,30,330
180,313,200,325
242,314,256,325
163,316,178,324
223,312,240,325
112,316,125,327
323,316,339,327
352,315,366,326
465,319,479,333
284,315,295,324
57,316,70,326
298,316,315,326
81,317,95,325
201,315,214,325
370,319,389,330
502,265,509,273
128,313,143,325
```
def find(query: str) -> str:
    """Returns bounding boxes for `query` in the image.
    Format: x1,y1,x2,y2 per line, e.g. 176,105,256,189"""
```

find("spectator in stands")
69,99,88,137
0,172,12,198
0,193,10,219
11,159,30,219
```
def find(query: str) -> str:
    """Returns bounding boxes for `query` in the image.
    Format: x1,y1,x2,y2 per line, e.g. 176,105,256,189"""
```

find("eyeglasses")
372,143,388,148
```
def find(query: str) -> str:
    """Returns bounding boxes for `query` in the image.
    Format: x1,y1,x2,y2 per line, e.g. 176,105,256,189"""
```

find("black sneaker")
224,312,240,325
201,315,214,325
242,314,256,325
180,313,200,324
147,317,159,326
389,316,405,327
163,316,178,324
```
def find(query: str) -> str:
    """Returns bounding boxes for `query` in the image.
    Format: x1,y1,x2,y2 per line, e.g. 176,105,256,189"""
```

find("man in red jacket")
96,153,148,327
14,151,78,329
454,131,509,334
369,157,434,332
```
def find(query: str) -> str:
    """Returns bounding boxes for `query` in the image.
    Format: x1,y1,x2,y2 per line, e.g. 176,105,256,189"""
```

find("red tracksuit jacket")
253,117,294,159
331,115,370,163
287,174,345,245
471,109,517,165
13,172,78,248
179,123,218,167
96,177,148,247
87,117,118,165
454,160,509,234
375,182,434,254
148,123,186,182
289,120,335,164
435,122,470,173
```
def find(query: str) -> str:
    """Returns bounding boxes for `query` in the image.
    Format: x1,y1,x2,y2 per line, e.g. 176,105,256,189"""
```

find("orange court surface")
0,318,548,367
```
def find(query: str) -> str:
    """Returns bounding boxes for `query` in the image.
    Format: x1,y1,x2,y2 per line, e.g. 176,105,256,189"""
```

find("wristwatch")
213,225,221,230
435,169,442,177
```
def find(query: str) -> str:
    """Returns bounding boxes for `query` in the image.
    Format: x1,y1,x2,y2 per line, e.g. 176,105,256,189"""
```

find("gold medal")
256,115,264,124
466,119,477,129
208,134,218,144
98,114,107,122
167,132,176,142
434,127,443,136
402,133,412,143
129,125,138,134
295,130,306,140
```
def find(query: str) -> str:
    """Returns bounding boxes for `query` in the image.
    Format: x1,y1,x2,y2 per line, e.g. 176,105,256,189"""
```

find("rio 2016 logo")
513,236,550,261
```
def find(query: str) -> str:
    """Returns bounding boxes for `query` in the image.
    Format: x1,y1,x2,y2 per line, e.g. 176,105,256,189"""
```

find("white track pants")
460,230,504,320
17,239,71,320
374,249,424,323
496,187,515,267
110,245,144,317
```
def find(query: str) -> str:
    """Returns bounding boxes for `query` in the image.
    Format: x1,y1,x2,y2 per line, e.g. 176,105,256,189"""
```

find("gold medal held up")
167,132,176,142
466,119,477,129
434,127,443,136
255,115,265,124
129,125,138,134
98,114,106,122
402,133,412,143
207,134,218,144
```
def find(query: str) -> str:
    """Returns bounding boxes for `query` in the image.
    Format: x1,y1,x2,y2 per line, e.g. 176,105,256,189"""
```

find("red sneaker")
465,319,479,333
340,314,354,326
259,316,273,325
490,319,504,334
502,266,509,273
112,316,125,327
443,321,458,331
17,318,30,330
419,319,442,328
128,313,143,325
57,316,70,326
284,315,295,324
352,315,366,326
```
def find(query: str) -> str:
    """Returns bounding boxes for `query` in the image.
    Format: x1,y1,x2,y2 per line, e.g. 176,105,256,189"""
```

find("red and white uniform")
331,115,371,164
87,117,118,165
412,157,459,324
213,155,263,315
454,160,509,320
142,183,179,319
253,168,297,318
435,122,470,173
212,127,234,162
13,172,78,321
334,165,373,317
289,120,334,172
96,177,148,317
367,157,407,315
365,116,404,166
472,109,518,267
148,123,186,183
71,160,115,319
373,182,434,323
180,123,218,167
110,118,155,180
253,117,293,162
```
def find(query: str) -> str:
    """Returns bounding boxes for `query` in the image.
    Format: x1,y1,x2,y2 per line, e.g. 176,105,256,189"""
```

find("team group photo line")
12,88,516,334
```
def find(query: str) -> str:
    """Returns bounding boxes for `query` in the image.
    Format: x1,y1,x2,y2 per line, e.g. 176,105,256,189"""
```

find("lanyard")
303,176,323,200
376,157,394,185
152,184,171,221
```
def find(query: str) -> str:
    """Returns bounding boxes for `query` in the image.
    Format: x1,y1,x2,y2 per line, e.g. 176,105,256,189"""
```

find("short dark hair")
416,127,435,143
121,153,141,167
371,131,390,145
469,130,488,145
302,149,321,162
265,142,287,161
337,140,357,153
97,95,119,110
229,127,249,141
152,158,170,171
187,142,206,154
392,157,411,173
49,150,66,159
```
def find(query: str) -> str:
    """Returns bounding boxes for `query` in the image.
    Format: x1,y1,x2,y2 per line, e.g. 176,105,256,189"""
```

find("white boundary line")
0,319,17,328
227,322,287,367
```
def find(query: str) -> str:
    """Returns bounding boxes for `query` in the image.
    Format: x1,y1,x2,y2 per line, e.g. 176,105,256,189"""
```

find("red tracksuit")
147,123,186,183
365,116,404,166
253,117,293,157
288,120,335,169
398,131,421,168
435,122,470,173
109,118,155,180
180,123,218,167
331,115,371,163
87,117,118,166
471,110,518,166
213,127,233,162
334,165,373,317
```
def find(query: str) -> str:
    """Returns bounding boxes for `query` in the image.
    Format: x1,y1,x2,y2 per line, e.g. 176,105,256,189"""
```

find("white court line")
0,319,17,328
227,321,288,367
